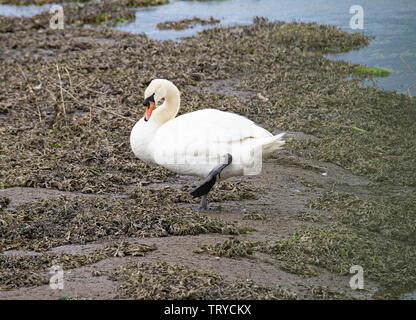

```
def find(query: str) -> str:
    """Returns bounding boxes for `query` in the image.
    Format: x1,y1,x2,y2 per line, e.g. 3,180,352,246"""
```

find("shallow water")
0,0,415,93
0,3,54,17
402,289,416,300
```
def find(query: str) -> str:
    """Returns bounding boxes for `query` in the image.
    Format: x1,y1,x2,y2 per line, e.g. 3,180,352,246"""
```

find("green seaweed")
352,65,393,77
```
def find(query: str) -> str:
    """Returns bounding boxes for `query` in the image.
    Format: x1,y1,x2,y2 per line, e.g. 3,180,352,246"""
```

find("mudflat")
1,2,415,300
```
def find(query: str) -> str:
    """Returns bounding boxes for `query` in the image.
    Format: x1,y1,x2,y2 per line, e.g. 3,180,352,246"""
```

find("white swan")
130,79,285,209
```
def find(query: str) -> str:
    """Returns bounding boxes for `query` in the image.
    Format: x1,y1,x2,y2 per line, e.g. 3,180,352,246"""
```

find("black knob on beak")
143,93,155,107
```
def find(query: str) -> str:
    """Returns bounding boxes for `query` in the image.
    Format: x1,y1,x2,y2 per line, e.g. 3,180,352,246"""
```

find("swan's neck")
152,85,180,126
130,81,180,162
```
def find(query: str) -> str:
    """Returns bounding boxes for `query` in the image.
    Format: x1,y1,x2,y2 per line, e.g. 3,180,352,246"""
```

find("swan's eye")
157,97,165,106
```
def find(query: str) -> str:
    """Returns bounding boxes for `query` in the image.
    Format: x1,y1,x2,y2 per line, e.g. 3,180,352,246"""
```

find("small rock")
257,93,269,102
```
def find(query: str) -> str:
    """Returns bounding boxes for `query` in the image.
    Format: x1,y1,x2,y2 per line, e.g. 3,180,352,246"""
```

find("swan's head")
143,79,169,122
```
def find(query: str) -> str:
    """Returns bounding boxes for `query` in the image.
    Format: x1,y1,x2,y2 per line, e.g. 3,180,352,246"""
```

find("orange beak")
145,101,154,122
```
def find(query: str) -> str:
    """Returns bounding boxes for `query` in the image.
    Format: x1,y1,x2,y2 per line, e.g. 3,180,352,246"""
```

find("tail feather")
260,132,286,156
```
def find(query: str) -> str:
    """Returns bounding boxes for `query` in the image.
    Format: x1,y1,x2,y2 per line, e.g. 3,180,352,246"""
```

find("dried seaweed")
242,212,267,220
0,196,241,252
194,238,258,258
0,241,155,290
156,16,220,30
109,261,297,299
0,196,10,210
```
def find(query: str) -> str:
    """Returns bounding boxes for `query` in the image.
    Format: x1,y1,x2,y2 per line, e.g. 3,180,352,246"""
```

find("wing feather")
151,109,271,176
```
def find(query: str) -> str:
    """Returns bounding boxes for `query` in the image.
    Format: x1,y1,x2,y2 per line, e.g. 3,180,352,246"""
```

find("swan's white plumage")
130,79,285,181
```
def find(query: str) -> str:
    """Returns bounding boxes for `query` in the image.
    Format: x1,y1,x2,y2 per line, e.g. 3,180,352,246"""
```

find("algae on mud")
0,196,241,252
196,219,416,291
0,0,169,28
0,18,374,195
128,180,260,204
0,241,156,290
0,0,168,6
302,284,351,300
194,238,258,258
108,261,297,299
242,211,267,221
156,16,220,30
0,13,415,298
0,195,10,209
195,238,319,277
265,226,416,290
309,190,416,244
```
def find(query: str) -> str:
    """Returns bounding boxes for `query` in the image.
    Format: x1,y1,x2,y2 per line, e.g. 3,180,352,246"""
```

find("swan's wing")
151,109,271,176
182,109,272,139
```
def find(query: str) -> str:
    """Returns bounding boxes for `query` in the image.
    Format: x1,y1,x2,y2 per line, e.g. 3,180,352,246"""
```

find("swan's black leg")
190,154,232,210
199,195,208,210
